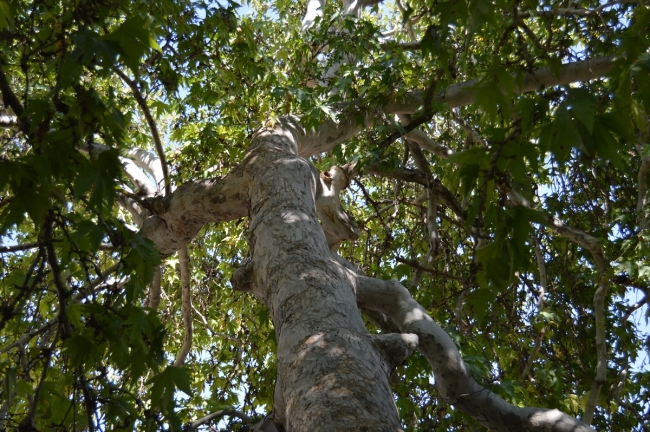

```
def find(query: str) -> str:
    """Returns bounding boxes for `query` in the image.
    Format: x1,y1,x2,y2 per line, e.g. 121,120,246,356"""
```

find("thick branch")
140,166,249,254
315,164,360,251
385,56,617,113
0,65,30,133
356,275,595,432
296,56,616,158
148,265,162,309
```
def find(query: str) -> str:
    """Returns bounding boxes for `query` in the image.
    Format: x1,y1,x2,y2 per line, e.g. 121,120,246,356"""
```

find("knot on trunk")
315,164,360,252
231,259,256,293
370,333,419,376
143,195,171,215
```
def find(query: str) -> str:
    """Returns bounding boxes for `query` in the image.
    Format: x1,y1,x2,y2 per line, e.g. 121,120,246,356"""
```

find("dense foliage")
0,0,649,430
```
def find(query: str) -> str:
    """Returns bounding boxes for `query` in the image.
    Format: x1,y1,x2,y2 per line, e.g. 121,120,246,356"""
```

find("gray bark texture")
231,127,407,431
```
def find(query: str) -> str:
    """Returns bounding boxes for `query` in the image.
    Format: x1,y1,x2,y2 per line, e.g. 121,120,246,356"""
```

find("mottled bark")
230,127,410,431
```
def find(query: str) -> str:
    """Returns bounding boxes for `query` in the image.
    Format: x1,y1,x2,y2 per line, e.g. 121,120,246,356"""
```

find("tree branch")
113,66,171,196
294,56,617,158
148,265,162,309
355,275,595,432
385,56,617,114
395,257,463,281
44,213,73,340
188,408,253,430
0,114,19,128
174,246,193,367
517,0,639,18
363,161,465,220
140,168,250,254
521,235,548,382
0,241,40,253
0,65,30,133
126,147,165,193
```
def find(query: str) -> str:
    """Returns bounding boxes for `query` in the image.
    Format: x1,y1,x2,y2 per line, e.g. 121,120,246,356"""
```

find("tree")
0,0,649,430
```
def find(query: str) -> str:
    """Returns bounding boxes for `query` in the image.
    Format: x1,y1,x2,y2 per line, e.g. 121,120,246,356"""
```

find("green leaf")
148,365,192,410
0,0,14,30
549,105,582,165
63,334,103,368
445,146,490,168
102,16,161,77
466,288,492,323
566,88,597,133
591,122,624,171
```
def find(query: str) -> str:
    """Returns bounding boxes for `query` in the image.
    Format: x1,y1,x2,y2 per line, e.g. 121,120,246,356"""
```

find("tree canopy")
0,0,649,430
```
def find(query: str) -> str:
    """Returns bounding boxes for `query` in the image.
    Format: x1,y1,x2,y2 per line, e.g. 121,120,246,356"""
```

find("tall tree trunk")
232,128,404,431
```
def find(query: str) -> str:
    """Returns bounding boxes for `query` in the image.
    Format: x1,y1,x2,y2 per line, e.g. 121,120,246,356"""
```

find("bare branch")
395,257,463,281
0,320,56,354
188,408,253,430
113,66,171,196
148,265,162,309
297,56,617,158
86,143,157,198
517,0,639,18
394,0,416,41
363,162,465,219
140,165,249,254
0,241,40,253
126,147,165,193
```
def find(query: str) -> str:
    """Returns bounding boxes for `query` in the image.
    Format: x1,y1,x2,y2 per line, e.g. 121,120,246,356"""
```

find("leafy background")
0,0,649,430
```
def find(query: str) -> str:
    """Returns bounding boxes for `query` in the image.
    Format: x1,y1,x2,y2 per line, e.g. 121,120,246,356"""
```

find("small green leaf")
102,16,161,77
0,0,14,30
566,88,597,133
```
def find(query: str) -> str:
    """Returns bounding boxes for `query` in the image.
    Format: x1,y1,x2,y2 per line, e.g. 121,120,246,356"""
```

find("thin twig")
396,256,463,281
188,408,253,430
113,66,171,196
378,71,442,150
517,0,639,18
521,234,548,381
